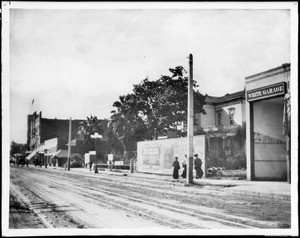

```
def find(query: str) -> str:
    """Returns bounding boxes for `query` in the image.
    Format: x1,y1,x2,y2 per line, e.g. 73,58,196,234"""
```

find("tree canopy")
109,66,206,154
78,115,104,153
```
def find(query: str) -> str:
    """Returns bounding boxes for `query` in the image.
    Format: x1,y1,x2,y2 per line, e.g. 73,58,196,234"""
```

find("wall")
27,112,41,151
199,104,215,129
200,99,245,131
40,118,83,144
216,101,244,127
44,137,58,156
137,135,206,177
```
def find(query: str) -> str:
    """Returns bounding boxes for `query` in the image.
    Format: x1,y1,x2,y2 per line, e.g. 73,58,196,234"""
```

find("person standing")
181,161,187,178
181,155,187,178
172,157,180,179
194,154,203,179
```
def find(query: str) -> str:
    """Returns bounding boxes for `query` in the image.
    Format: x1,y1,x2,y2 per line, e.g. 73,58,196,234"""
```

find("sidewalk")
194,178,291,201
50,166,291,201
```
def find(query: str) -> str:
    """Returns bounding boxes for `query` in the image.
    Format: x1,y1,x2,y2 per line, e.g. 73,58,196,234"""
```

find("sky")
5,2,292,144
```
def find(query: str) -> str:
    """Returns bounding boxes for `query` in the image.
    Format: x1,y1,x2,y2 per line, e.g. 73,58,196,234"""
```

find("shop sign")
247,82,286,102
108,154,114,161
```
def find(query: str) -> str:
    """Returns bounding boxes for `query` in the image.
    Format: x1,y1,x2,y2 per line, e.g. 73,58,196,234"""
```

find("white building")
245,63,290,182
198,90,246,132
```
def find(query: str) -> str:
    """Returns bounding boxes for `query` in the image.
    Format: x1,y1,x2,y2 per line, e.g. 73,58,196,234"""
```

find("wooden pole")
94,139,98,173
187,54,194,184
67,117,72,171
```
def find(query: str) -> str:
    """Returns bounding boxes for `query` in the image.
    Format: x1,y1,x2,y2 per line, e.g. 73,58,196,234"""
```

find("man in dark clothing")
181,155,187,178
172,157,180,179
181,161,187,178
194,154,203,179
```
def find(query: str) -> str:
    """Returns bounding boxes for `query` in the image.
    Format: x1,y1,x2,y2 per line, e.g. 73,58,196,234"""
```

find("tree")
109,94,148,160
78,116,104,154
110,66,206,149
10,141,27,156
129,66,206,138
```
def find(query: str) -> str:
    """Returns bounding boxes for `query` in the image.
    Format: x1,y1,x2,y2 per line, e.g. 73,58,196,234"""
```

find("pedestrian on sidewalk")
181,155,187,179
172,157,180,179
194,154,203,179
89,161,93,171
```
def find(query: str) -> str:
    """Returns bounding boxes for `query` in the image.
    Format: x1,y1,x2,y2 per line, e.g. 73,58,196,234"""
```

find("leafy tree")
131,66,206,138
110,94,148,160
110,66,206,152
10,141,27,156
78,116,104,154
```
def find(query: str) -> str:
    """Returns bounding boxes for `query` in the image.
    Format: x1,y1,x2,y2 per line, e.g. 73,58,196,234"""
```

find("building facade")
245,64,291,182
27,111,85,152
26,112,108,166
198,90,246,132
196,90,246,170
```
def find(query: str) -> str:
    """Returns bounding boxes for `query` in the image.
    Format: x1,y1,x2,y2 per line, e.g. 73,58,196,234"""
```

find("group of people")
172,154,203,179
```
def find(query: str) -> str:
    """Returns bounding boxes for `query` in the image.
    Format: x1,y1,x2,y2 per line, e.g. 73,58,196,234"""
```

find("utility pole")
94,139,99,173
67,117,72,171
187,53,194,184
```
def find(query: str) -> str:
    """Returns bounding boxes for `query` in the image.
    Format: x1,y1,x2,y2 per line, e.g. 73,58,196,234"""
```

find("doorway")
252,97,287,181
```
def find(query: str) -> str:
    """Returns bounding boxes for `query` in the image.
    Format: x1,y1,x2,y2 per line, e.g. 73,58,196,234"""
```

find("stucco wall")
216,102,244,126
200,104,215,129
200,100,245,129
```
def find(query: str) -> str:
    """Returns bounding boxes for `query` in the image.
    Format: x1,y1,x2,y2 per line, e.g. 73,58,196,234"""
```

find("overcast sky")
6,2,292,144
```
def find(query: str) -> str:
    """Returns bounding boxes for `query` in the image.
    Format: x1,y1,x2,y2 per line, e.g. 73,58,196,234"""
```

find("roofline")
206,89,245,104
245,63,290,80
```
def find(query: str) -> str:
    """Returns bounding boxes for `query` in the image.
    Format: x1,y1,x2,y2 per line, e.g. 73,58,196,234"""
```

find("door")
252,97,287,181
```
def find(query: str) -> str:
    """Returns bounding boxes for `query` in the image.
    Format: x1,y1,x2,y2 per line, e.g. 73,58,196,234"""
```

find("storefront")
245,64,290,182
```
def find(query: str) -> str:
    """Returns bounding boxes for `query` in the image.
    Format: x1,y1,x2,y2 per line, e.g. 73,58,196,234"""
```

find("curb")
225,189,291,201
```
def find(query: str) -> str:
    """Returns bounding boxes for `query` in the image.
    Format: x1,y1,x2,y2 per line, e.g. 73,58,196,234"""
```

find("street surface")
9,165,290,229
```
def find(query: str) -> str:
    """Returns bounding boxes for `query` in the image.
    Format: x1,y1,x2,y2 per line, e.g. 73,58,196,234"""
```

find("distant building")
26,111,109,166
27,111,84,152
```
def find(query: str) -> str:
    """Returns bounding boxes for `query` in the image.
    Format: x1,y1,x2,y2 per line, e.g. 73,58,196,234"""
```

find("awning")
53,150,83,159
26,149,37,160
51,150,61,158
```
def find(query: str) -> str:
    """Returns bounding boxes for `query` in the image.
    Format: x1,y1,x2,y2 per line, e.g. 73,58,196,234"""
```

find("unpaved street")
9,165,290,229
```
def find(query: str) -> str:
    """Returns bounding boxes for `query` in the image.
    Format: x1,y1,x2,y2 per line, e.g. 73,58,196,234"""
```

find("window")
228,107,235,125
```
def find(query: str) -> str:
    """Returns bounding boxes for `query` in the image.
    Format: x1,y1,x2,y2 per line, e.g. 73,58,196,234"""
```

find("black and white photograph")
1,1,298,236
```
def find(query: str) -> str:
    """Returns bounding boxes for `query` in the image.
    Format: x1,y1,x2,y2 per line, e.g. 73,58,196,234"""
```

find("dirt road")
9,165,290,230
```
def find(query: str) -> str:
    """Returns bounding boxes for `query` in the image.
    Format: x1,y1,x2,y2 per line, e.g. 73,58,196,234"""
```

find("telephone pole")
186,53,194,184
67,117,72,171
